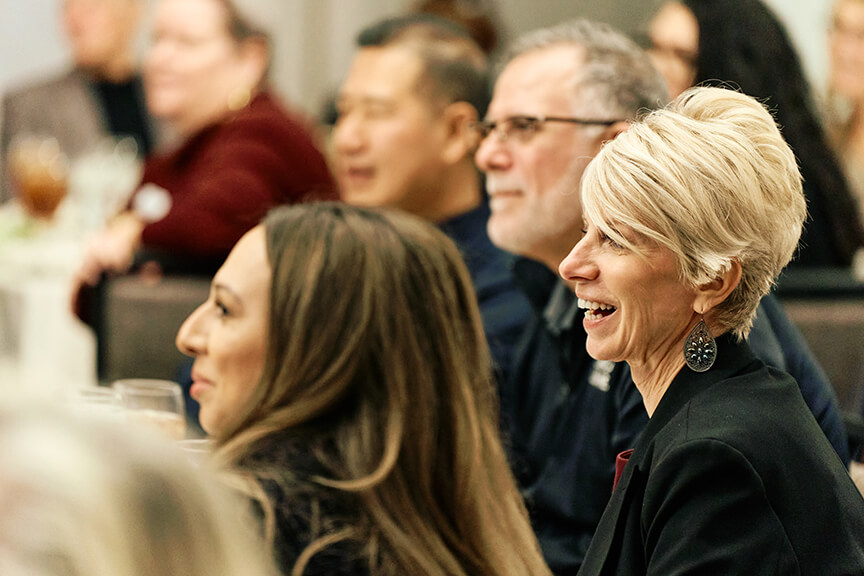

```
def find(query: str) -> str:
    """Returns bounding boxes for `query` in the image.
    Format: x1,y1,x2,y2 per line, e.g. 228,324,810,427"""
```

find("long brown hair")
214,203,549,576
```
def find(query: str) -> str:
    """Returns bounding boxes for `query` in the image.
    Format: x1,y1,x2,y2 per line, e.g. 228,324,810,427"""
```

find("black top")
241,432,370,576
93,75,154,156
504,259,849,574
437,200,533,386
579,334,864,575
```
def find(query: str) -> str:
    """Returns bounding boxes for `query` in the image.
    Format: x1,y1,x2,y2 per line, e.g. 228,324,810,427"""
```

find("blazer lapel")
578,457,639,575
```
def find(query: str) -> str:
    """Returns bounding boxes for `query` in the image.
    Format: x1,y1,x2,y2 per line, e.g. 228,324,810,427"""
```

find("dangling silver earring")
684,316,716,372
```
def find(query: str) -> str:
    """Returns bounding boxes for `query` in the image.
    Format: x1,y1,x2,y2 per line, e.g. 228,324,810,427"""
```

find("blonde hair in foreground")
0,402,275,576
581,86,806,338
213,203,551,576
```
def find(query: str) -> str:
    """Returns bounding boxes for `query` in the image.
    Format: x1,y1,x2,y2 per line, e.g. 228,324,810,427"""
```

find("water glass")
112,379,187,440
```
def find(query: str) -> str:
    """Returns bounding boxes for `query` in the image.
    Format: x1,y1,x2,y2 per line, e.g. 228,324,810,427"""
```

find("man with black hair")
332,15,532,384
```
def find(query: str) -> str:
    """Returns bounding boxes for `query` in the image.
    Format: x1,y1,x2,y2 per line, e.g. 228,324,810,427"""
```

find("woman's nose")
559,236,597,284
176,303,208,357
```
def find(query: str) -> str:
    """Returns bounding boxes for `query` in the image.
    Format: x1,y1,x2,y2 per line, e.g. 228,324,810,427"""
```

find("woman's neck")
628,345,687,417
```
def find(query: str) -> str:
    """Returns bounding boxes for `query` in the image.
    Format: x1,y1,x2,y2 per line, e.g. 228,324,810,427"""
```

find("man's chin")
487,221,523,254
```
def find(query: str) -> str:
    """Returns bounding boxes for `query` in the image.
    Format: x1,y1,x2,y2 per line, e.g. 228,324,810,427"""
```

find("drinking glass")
63,386,125,423
7,135,69,220
67,136,142,230
112,379,187,440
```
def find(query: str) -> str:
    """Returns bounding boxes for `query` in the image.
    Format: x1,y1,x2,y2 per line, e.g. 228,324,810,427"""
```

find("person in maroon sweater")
74,0,335,287
136,90,335,262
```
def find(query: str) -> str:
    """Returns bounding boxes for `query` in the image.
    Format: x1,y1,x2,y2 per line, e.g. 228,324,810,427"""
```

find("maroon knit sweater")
138,90,336,259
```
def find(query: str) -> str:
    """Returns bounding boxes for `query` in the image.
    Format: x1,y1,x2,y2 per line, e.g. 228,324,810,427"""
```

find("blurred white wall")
0,0,68,94
764,0,835,94
0,0,837,119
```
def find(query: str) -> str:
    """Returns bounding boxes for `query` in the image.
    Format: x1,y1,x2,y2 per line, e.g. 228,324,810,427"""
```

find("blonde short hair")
581,86,806,338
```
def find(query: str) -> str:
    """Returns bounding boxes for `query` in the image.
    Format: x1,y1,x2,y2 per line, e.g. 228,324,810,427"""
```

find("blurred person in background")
827,0,864,237
0,402,277,576
332,15,532,386
317,1,501,129
71,0,337,385
1,0,162,204
647,0,864,270
74,0,335,291
176,202,552,576
475,19,850,574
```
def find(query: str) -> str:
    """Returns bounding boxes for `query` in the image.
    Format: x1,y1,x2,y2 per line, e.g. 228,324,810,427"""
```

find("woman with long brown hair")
176,202,550,576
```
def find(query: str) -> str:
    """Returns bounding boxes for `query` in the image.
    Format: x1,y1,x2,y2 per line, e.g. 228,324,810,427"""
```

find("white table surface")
0,202,97,395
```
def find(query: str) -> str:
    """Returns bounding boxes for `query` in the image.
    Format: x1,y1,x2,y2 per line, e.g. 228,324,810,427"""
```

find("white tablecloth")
0,203,97,394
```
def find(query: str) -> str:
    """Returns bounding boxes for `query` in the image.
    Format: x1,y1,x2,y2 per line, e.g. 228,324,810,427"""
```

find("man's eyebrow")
337,93,396,106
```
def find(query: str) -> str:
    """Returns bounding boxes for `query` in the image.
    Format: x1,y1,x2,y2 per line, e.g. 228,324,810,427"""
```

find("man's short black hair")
355,14,491,117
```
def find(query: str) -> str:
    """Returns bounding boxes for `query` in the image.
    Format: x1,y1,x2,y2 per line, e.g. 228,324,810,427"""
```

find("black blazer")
579,335,864,575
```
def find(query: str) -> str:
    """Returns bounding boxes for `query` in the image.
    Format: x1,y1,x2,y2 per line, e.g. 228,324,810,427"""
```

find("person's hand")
70,212,146,321
74,212,145,287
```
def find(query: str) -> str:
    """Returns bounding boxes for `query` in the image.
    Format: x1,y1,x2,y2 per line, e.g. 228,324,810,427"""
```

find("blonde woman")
177,202,551,576
562,87,864,574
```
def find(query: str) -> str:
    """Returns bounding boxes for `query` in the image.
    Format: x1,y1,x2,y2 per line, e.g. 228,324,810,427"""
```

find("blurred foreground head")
0,402,275,576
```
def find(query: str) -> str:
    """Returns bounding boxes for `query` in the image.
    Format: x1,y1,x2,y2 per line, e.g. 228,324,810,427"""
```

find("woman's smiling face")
175,226,271,436
559,220,698,369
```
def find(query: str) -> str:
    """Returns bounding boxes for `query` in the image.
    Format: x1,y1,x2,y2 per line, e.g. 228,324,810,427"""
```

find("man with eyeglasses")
475,19,850,575
332,14,532,386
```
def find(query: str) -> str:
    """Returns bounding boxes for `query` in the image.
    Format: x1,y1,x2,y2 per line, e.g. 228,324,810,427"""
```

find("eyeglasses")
472,115,622,143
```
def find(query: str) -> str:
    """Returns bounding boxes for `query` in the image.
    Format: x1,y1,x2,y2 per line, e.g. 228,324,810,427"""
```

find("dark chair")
776,267,864,457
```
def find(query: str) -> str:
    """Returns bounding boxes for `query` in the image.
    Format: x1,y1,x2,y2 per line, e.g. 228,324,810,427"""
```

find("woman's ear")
439,101,479,165
693,258,742,315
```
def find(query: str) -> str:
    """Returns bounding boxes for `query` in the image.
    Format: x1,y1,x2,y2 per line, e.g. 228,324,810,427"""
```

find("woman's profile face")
176,226,270,436
830,0,864,102
144,0,252,135
648,2,699,100
559,219,697,368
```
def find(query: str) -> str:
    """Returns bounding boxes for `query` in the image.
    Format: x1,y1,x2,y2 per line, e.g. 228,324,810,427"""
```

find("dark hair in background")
683,0,864,267
413,0,501,54
357,14,491,118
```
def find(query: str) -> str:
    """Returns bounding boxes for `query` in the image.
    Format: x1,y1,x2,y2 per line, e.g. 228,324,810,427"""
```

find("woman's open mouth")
578,298,617,321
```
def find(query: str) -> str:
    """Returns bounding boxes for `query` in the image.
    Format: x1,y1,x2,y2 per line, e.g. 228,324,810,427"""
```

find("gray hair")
582,87,806,338
499,19,669,119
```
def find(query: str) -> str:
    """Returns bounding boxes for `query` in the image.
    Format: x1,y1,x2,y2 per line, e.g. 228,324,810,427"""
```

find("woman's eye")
214,300,230,317
599,230,624,250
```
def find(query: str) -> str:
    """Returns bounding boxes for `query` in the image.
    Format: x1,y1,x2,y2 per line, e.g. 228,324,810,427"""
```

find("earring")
684,316,716,372
227,86,252,111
